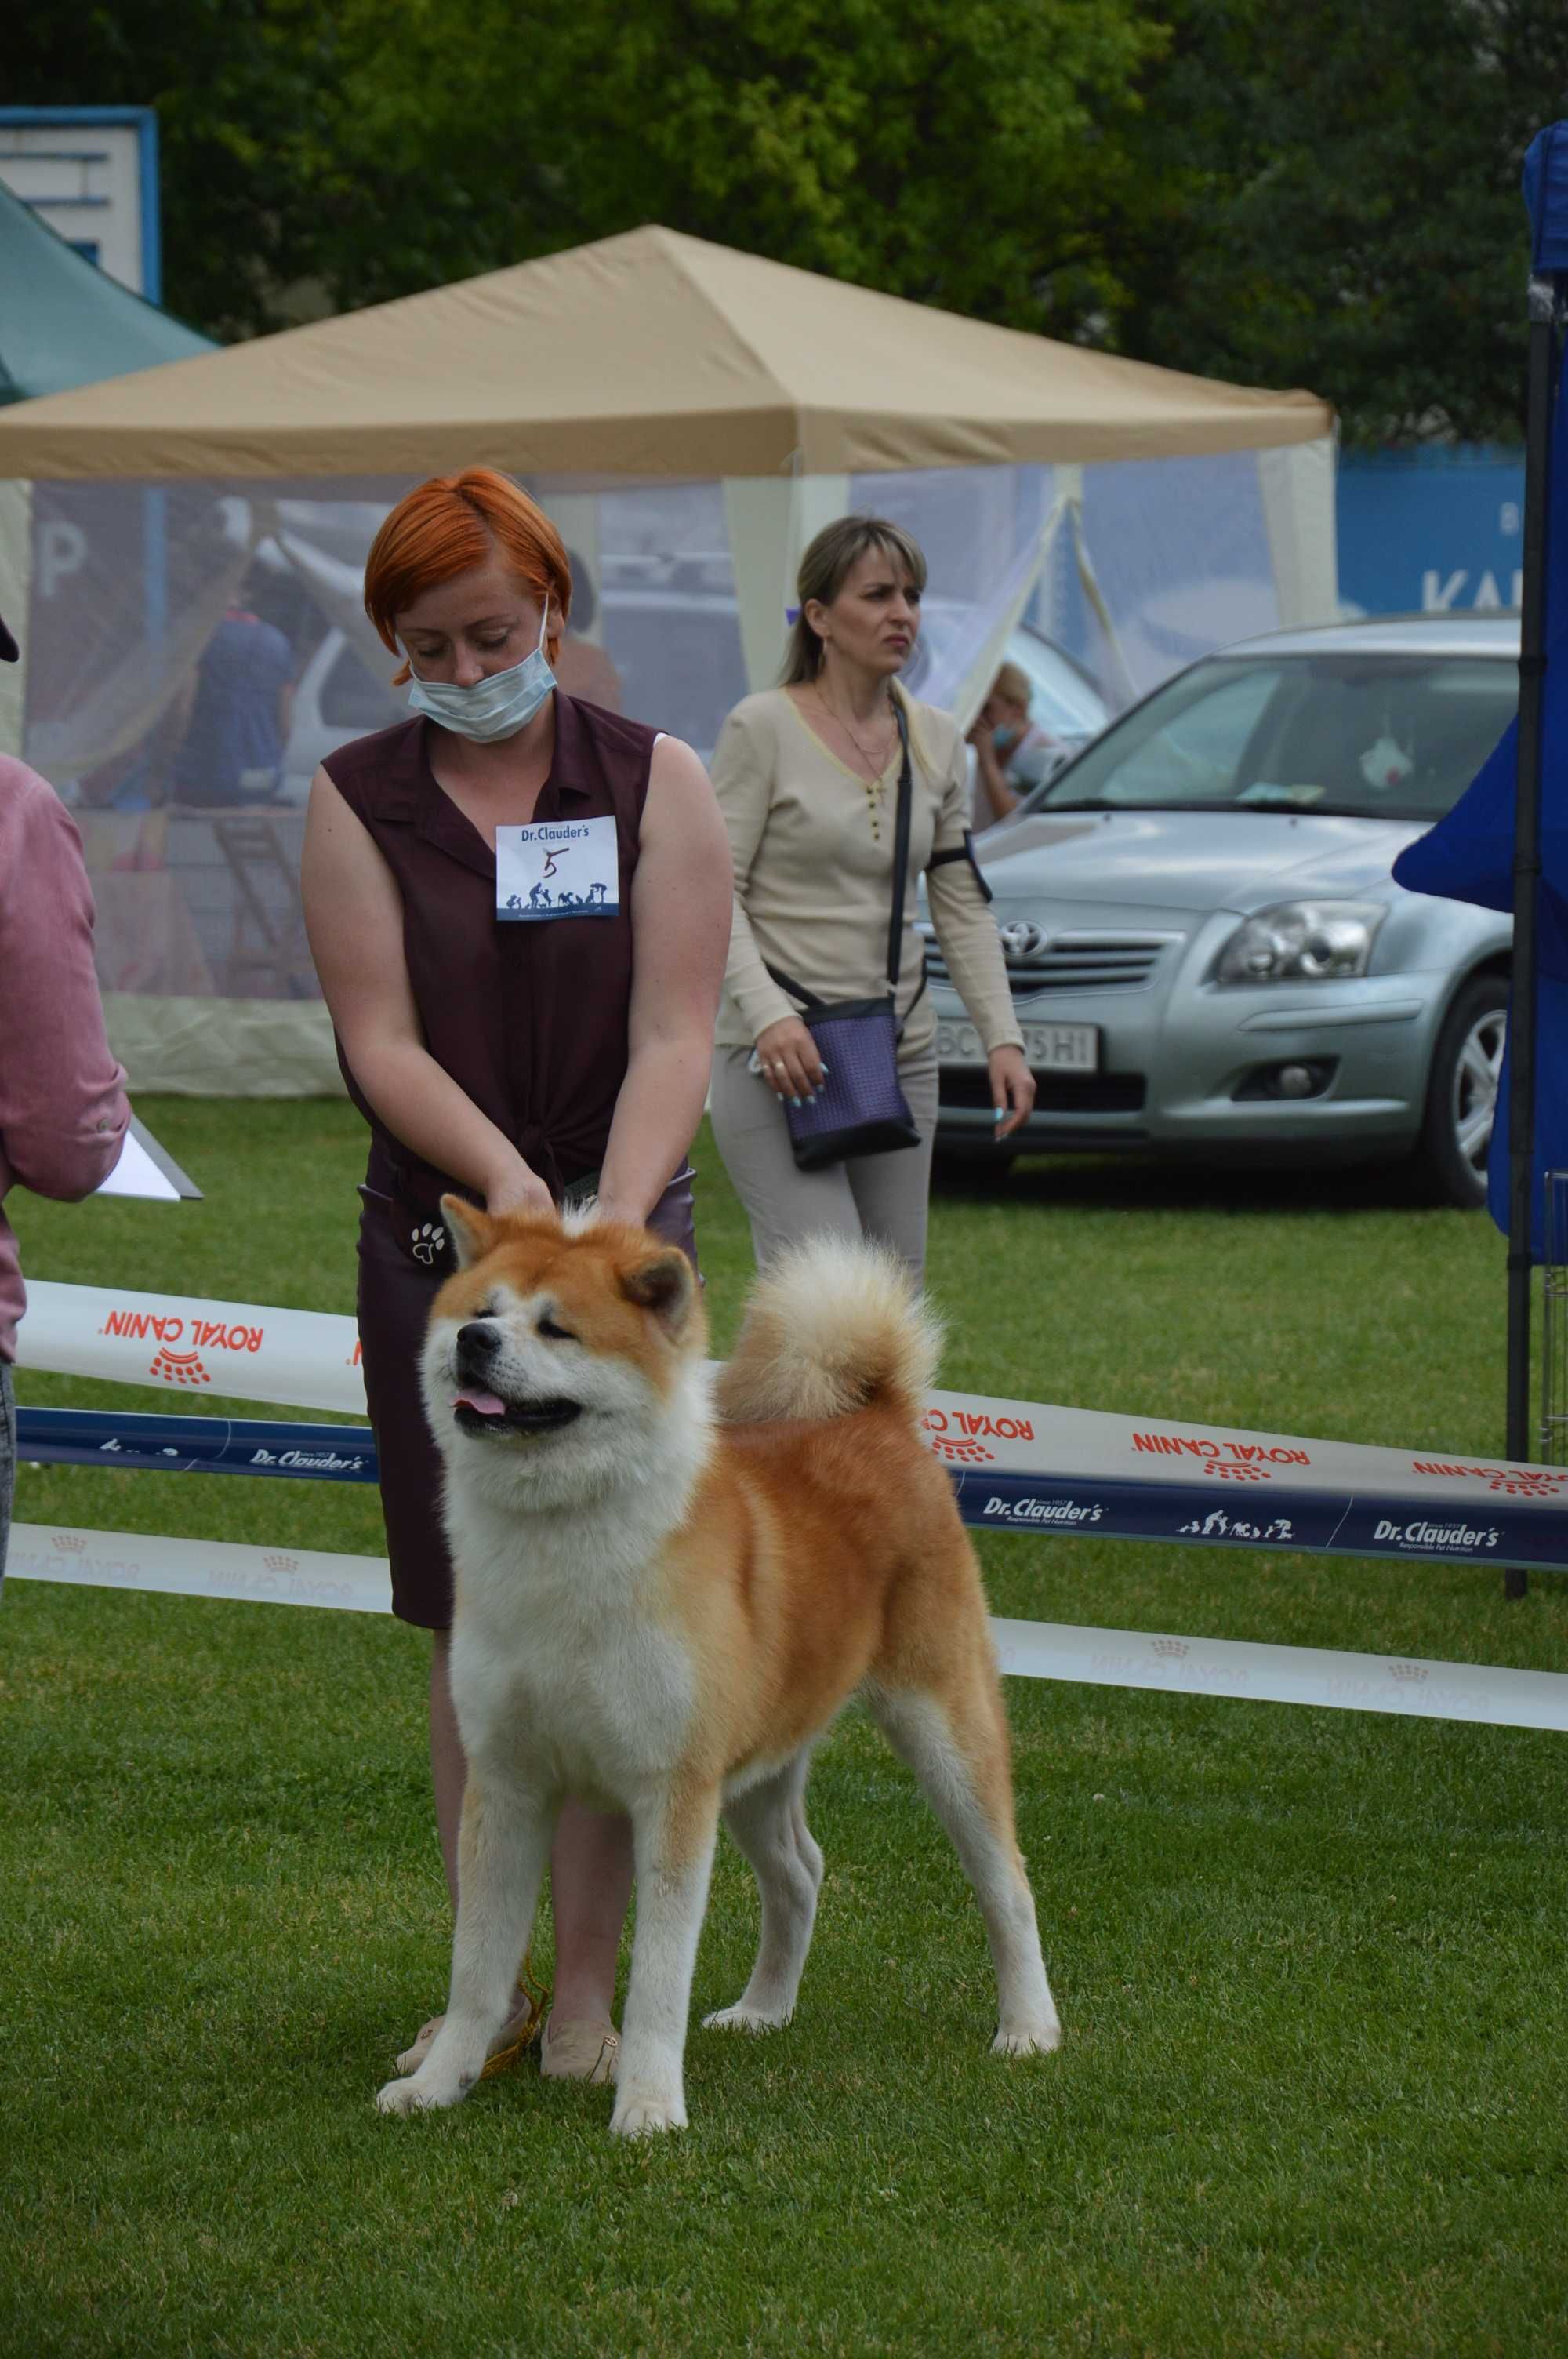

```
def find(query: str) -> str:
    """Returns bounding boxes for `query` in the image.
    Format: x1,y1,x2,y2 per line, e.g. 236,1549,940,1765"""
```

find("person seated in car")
967,660,1065,827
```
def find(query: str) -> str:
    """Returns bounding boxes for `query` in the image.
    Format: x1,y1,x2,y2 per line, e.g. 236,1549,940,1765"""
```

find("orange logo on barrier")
1133,1430,1310,1470
148,1347,212,1388
924,1434,996,1465
99,1308,264,1354
923,1408,1035,1445
1411,1460,1566,1496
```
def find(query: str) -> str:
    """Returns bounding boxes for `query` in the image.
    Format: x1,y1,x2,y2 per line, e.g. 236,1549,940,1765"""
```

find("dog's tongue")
455,1388,507,1418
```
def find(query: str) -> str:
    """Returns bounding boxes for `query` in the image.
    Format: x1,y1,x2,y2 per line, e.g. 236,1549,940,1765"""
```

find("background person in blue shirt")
173,567,296,807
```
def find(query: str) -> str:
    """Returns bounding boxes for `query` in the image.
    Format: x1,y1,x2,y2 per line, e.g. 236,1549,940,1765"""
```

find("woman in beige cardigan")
710,514,1035,1280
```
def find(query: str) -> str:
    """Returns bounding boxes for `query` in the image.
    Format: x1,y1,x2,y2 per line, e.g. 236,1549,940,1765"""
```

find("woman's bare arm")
596,737,731,1226
299,768,550,1212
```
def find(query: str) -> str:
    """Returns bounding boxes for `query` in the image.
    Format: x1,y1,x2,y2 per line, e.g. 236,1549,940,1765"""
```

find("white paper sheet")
93,1118,201,1201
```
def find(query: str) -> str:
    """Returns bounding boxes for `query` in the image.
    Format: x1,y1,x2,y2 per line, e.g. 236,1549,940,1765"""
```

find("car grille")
920,928,1174,998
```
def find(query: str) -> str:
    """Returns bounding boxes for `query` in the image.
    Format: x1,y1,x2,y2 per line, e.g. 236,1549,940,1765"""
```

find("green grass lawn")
6,1103,1568,2357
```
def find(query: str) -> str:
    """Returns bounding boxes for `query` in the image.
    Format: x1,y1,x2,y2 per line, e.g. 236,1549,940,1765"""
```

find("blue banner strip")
18,1408,379,1483
19,1410,1568,1571
950,1470,1568,1571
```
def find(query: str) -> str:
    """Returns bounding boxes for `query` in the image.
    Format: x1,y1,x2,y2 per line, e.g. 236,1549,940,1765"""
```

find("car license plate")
936,1018,1099,1072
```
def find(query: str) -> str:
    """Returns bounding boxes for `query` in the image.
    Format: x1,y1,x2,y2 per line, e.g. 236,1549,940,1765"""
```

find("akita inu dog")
375,1203,1059,2137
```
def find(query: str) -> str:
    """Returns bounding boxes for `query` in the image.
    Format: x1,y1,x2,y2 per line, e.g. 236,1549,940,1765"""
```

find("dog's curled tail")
715,1236,941,1427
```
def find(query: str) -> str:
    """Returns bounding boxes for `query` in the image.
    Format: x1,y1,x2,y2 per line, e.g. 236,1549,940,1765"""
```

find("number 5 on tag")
495,816,619,921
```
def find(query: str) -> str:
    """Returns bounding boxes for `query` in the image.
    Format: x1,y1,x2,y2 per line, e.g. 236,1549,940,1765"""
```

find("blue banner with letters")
1337,445,1525,620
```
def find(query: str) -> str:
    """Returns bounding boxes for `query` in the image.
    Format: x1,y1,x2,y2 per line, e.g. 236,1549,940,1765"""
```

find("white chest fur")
445,1441,702,1808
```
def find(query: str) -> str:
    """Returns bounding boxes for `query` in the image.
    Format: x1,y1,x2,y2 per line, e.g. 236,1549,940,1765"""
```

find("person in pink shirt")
0,609,131,1582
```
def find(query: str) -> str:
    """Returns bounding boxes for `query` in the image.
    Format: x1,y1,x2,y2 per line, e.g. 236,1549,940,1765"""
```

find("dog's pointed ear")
620,1246,696,1336
441,1194,495,1271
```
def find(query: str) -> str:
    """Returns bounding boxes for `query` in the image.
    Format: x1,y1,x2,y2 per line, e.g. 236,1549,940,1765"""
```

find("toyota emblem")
999,920,1049,961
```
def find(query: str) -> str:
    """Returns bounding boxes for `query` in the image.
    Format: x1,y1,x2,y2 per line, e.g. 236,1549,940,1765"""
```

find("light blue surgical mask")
405,604,554,742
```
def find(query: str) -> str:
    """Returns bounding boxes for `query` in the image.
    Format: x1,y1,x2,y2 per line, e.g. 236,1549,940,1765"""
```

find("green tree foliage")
15,0,346,342
1107,0,1568,442
12,0,1568,440
313,0,1163,333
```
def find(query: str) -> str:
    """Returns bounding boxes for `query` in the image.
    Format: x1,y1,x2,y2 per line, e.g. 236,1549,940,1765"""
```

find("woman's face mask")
405,603,555,742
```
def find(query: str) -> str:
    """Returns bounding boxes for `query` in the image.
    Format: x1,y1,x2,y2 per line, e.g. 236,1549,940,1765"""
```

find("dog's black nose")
457,1321,500,1357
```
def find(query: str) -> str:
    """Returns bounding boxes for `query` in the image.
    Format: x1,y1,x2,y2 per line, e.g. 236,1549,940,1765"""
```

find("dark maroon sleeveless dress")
323,692,697,1628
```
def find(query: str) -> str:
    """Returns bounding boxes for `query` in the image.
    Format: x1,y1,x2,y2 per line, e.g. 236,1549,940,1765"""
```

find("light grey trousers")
710,1036,940,1281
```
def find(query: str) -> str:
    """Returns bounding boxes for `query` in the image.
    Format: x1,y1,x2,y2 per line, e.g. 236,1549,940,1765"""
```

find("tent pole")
1504,277,1559,1598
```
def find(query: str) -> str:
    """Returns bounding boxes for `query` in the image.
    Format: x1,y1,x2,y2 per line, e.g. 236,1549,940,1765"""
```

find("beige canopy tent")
0,226,1338,1092
0,222,1330,479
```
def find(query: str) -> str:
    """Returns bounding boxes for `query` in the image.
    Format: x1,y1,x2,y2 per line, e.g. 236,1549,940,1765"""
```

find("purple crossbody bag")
765,700,926,1172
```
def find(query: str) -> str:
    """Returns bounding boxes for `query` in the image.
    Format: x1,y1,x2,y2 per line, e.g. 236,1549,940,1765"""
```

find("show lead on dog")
709,516,1034,1280
300,470,731,2085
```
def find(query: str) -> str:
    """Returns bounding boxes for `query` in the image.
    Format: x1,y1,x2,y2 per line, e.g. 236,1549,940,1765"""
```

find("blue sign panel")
1338,444,1526,620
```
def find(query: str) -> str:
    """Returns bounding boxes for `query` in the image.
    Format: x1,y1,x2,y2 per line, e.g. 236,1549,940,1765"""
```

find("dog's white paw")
375,2070,469,2115
609,2090,687,2139
992,2020,1062,2058
702,2002,789,2035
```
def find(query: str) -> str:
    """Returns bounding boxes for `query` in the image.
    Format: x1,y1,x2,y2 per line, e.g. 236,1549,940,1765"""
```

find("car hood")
975,807,1429,915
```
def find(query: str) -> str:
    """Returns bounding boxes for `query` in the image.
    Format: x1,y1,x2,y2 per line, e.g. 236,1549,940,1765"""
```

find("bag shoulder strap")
886,694,915,991
763,958,827,1012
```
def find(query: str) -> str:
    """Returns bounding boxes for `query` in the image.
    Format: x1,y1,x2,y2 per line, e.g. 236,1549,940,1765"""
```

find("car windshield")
1025,652,1517,823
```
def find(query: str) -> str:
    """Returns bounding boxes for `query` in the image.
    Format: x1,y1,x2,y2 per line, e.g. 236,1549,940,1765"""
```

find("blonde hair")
780,514,927,686
992,660,1033,708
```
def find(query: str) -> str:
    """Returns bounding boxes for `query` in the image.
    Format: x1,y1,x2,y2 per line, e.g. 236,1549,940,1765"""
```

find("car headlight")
1214,900,1386,985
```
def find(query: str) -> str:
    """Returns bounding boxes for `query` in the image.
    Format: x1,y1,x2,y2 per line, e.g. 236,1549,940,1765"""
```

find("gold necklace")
813,684,895,777
811,685,897,841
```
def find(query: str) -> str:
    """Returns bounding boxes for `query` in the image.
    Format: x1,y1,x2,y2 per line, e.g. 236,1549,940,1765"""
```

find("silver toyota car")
924,615,1518,1205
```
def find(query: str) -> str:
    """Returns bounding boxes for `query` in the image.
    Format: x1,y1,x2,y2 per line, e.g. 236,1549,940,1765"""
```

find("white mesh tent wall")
0,228,1336,1095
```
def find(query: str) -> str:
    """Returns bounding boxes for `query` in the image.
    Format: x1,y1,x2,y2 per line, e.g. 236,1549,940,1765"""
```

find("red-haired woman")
301,470,731,2086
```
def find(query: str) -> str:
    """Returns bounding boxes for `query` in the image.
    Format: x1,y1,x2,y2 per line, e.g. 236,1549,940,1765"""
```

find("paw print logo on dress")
411,1221,447,1267
149,1347,211,1387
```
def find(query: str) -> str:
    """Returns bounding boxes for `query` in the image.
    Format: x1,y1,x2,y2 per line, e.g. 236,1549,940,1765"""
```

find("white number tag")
496,816,619,920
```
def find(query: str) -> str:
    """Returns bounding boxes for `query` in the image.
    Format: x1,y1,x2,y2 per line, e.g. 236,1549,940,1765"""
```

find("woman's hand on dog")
483,1154,555,1219
755,1016,826,1104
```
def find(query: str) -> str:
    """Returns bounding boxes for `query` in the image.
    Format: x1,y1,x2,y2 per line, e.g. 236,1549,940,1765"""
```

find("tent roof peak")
0,223,1334,482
